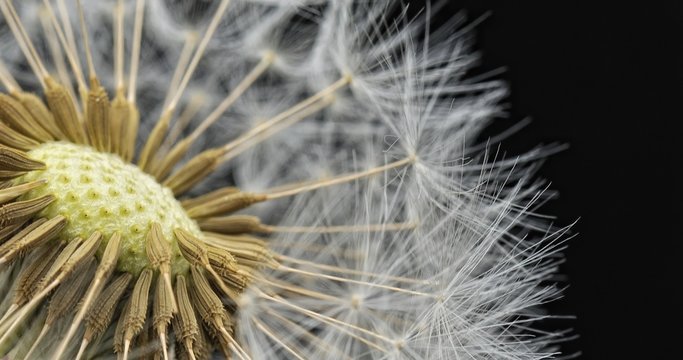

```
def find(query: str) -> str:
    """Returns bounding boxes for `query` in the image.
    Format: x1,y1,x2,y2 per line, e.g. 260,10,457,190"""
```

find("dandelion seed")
0,1,569,359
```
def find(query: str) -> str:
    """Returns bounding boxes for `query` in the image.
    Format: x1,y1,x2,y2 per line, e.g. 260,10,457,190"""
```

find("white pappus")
0,0,571,359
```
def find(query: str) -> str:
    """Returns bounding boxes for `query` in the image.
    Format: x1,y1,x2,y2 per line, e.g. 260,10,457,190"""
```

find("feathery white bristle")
0,0,569,358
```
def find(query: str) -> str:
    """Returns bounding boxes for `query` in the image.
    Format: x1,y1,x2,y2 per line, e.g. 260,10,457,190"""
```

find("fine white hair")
0,0,570,359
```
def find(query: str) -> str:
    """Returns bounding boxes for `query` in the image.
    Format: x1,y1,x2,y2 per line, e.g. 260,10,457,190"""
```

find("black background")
419,1,681,358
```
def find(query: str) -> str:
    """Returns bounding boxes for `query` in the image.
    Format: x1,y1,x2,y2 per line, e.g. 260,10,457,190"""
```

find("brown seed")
4,245,71,359
37,236,83,291
0,170,26,181
203,233,276,269
0,93,53,141
0,221,24,243
153,274,175,359
0,215,64,264
206,244,239,273
189,266,231,336
58,232,123,355
186,192,266,219
0,217,46,254
109,89,129,157
197,215,262,234
175,229,241,301
122,102,139,162
181,186,239,210
0,180,47,205
84,77,111,152
124,268,154,342
206,246,247,291
0,234,99,345
46,259,96,325
84,273,132,341
0,121,40,151
0,145,45,171
11,91,66,140
193,324,211,360
44,76,86,144
174,228,211,268
12,242,60,307
136,320,155,359
175,274,200,357
96,232,123,281
38,231,102,289
146,222,177,313
146,223,171,270
62,232,103,273
153,273,174,331
163,148,223,195
0,218,49,245
114,296,132,354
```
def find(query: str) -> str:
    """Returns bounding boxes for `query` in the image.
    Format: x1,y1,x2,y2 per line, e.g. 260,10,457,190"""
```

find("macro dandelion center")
0,0,569,359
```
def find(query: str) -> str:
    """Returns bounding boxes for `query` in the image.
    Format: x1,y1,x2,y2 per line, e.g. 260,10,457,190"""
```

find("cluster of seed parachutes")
0,66,278,359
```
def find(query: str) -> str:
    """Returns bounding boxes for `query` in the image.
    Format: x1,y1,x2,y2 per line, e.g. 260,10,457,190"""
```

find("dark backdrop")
418,1,682,358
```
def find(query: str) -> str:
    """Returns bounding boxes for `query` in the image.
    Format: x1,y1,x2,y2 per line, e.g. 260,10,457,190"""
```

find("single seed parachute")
1,0,569,359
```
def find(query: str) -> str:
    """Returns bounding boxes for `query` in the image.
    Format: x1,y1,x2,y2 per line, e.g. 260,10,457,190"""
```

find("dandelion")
0,1,569,359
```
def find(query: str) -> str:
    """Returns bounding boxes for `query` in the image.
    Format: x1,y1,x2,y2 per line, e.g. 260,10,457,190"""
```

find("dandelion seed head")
0,0,570,358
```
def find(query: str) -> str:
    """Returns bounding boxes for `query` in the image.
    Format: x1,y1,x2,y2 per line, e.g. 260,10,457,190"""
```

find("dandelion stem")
220,93,334,163
0,304,17,325
0,279,59,346
154,53,272,178
261,221,417,234
0,59,20,92
38,7,79,114
127,0,145,103
138,0,232,171
168,0,232,112
264,156,415,200
160,92,206,153
163,75,347,194
227,335,252,360
252,318,305,360
42,0,87,92
258,277,340,302
162,32,199,110
260,292,391,351
0,0,49,87
75,0,96,79
276,264,434,297
277,255,431,285
123,340,131,360
219,75,350,160
56,0,84,83
159,332,169,360
264,309,355,360
52,233,121,360
74,339,89,360
22,323,50,360
190,52,275,144
114,0,125,91
188,350,198,360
